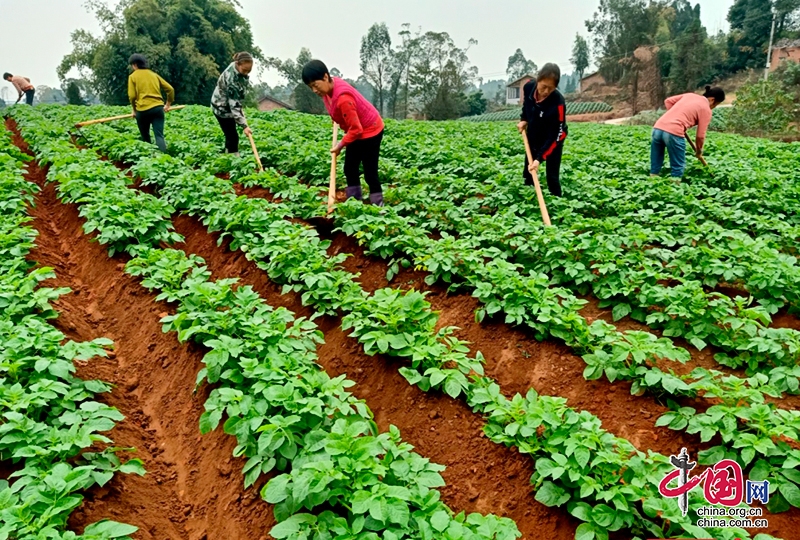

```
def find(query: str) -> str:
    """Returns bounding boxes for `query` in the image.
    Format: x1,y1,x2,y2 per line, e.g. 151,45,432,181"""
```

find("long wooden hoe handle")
246,131,264,172
685,134,711,169
327,123,340,215
521,133,552,226
74,105,186,128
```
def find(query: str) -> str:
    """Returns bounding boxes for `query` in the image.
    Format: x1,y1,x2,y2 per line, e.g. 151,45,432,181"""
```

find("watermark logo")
657,448,769,530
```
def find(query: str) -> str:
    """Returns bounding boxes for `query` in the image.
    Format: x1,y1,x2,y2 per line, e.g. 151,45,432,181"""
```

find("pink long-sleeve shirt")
654,93,712,140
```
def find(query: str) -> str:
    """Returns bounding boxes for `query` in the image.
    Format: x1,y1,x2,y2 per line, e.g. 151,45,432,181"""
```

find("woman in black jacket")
517,63,568,196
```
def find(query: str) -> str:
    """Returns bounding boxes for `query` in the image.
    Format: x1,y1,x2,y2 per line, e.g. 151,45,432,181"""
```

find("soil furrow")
9,118,275,540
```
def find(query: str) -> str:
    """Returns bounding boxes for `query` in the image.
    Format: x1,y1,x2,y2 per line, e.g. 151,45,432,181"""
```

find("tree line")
585,0,800,95
54,0,800,118
49,0,599,118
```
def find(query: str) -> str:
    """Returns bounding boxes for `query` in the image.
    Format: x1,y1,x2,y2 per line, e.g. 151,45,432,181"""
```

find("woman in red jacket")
302,60,385,206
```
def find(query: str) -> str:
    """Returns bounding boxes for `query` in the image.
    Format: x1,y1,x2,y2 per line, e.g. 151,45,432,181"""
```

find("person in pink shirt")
3,73,35,105
650,85,725,178
302,60,385,206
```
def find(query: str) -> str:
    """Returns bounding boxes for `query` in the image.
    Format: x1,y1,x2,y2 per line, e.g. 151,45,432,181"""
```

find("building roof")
258,94,294,110
506,74,535,87
580,71,603,82
774,39,800,49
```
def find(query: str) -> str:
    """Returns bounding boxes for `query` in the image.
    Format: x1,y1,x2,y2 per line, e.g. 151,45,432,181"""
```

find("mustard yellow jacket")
128,69,175,111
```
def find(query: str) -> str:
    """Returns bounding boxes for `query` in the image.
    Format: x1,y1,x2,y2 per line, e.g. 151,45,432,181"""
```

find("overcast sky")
0,0,734,92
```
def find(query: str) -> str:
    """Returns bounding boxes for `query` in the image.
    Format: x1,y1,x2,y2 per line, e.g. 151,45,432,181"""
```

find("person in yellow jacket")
127,54,174,152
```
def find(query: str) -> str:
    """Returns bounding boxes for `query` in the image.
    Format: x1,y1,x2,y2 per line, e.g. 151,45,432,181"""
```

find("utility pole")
765,8,777,80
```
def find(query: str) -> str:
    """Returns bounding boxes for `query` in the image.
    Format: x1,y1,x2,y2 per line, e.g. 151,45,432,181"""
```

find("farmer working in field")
517,63,568,197
211,51,254,156
650,85,725,178
302,59,385,206
127,54,174,153
4,72,35,105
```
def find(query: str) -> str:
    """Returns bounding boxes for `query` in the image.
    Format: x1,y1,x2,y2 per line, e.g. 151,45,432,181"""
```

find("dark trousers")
344,130,383,194
523,142,563,196
24,89,35,106
215,115,239,154
135,106,166,152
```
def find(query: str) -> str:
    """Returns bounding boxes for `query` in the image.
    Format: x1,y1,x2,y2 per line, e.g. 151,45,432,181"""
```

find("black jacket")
520,81,568,162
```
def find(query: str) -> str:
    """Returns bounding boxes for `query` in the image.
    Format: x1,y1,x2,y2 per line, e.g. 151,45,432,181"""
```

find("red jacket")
323,77,383,146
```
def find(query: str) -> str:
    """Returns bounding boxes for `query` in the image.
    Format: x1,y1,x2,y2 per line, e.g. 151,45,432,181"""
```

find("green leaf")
430,510,450,532
612,303,630,321
591,504,615,528
270,514,316,538
119,459,146,476
569,502,592,522
779,482,800,507
263,475,291,504
575,522,596,540
535,481,570,507
83,520,139,538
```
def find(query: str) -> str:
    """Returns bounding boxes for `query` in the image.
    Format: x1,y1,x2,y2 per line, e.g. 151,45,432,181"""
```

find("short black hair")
537,63,561,87
302,60,329,85
3,73,12,80
128,54,147,69
703,85,725,104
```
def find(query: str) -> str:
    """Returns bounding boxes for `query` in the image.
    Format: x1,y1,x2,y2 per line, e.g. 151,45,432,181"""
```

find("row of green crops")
9,106,525,540
0,123,143,539
33,103,791,539
152,106,800,523
461,102,613,122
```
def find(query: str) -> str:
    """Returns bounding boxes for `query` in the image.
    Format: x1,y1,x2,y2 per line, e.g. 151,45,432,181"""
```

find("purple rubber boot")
345,186,363,200
369,192,384,207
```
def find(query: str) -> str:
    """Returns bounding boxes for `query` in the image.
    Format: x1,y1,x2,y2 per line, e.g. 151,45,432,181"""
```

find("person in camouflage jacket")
211,52,253,155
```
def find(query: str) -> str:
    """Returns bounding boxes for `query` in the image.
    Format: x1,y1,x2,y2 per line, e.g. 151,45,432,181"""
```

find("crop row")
45,104,790,538
160,108,800,519
460,102,613,122
240,111,800,379
0,121,142,539
11,107,526,540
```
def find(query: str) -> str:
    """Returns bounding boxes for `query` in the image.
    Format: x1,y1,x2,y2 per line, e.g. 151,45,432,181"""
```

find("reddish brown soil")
241,188,800,540
323,233,702,457
171,214,577,540
9,119,275,540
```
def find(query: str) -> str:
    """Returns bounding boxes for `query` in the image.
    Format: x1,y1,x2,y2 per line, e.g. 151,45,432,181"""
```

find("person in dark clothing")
517,63,568,196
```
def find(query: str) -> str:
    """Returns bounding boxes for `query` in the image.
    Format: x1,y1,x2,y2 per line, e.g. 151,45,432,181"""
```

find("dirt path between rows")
8,118,275,540
170,214,577,539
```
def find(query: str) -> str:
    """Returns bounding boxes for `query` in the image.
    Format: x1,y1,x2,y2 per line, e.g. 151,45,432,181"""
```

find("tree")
585,0,664,82
409,31,478,119
360,23,394,115
387,23,422,119
464,92,487,116
726,0,774,71
571,35,591,79
59,0,262,105
775,0,800,36
34,86,67,104
65,81,86,105
506,49,537,81
267,48,325,114
665,8,712,92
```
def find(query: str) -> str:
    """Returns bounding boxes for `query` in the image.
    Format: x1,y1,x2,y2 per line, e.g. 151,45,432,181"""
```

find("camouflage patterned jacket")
211,62,250,126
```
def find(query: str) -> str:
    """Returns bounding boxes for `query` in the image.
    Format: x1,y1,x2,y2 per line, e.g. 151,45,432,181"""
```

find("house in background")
579,71,606,93
770,39,800,72
257,95,294,112
505,74,534,105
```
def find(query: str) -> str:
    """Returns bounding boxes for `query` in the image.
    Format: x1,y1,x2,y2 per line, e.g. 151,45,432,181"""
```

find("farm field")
3,104,800,540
